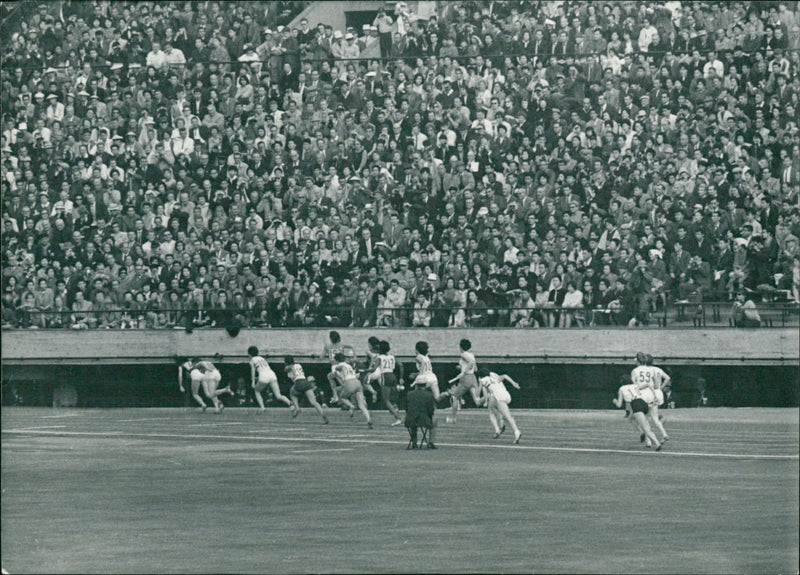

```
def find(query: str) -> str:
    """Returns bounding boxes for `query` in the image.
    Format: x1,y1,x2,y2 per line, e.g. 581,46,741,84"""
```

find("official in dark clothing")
405,382,437,448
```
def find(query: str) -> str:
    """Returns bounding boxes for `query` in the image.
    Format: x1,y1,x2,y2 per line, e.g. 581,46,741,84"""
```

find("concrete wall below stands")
2,328,798,365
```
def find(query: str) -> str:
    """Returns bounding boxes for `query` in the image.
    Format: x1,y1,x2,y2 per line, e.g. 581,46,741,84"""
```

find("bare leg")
205,376,232,398
469,386,482,407
382,385,402,421
362,381,378,403
449,385,463,422
649,404,669,440
633,412,660,449
488,406,502,435
201,380,223,411
339,395,356,413
190,379,207,409
327,373,341,403
269,380,293,408
253,386,266,411
289,388,301,417
304,389,328,423
495,401,521,442
354,390,372,426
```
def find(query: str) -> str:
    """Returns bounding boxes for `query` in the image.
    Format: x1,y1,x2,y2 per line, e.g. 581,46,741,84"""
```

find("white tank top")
631,366,658,390
480,372,504,397
286,363,305,381
378,353,396,373
417,353,432,375
250,356,273,376
335,361,357,381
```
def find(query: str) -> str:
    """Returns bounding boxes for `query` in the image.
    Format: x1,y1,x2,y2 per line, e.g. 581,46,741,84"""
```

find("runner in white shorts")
613,376,662,451
477,367,522,444
285,356,328,424
631,352,669,444
179,358,208,410
248,346,296,414
179,357,232,413
331,352,372,428
410,341,441,401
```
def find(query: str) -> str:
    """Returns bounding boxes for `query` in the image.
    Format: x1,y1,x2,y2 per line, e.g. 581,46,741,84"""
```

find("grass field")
2,406,798,574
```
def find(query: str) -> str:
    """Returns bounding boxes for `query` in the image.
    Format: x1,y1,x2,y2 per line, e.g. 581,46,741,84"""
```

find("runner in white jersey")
613,356,662,450
631,352,669,443
366,340,403,426
477,367,522,443
179,357,232,413
285,355,328,424
644,354,670,442
442,339,482,423
323,331,356,405
358,336,380,404
197,359,232,413
248,346,296,414
178,357,209,410
411,341,441,401
331,353,372,428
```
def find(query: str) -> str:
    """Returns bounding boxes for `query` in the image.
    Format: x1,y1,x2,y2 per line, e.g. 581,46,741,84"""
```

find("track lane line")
3,428,797,460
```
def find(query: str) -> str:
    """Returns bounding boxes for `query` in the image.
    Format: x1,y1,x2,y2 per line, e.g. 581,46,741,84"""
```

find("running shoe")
323,415,330,424
640,433,646,443
513,431,522,444
391,419,403,427
367,421,373,429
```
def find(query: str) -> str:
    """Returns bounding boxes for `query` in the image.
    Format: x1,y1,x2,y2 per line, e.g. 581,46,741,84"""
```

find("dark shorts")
631,398,649,415
292,378,315,394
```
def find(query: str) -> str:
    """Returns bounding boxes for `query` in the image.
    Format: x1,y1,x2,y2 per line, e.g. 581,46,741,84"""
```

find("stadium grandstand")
1,0,798,332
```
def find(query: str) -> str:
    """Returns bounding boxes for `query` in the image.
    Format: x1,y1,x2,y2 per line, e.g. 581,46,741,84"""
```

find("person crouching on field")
405,379,437,449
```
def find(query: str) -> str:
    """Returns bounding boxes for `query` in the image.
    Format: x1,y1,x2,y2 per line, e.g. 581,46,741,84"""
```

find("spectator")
731,291,762,327
2,0,798,333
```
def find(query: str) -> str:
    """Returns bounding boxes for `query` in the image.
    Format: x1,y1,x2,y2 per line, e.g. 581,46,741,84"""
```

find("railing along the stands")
3,301,798,329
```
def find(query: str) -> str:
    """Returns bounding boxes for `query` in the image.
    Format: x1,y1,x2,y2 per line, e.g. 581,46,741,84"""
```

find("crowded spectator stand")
2,1,799,333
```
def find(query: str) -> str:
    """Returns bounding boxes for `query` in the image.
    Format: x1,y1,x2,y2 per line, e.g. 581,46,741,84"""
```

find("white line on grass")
290,448,355,454
186,422,246,426
6,425,67,430
117,417,186,422
3,429,798,460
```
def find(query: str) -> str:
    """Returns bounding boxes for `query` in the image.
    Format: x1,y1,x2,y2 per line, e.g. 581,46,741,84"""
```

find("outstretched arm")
501,374,520,389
